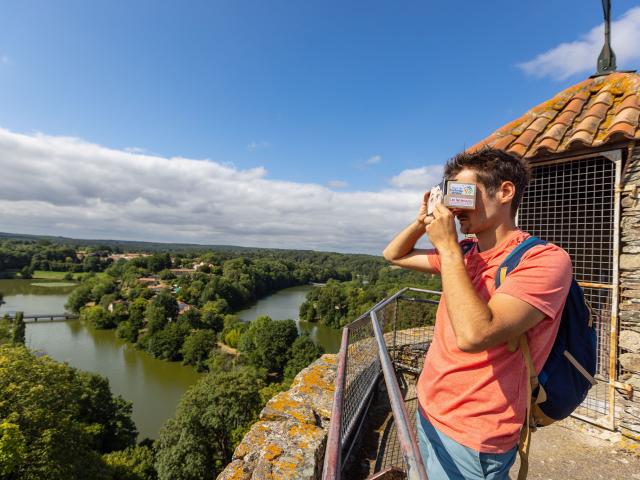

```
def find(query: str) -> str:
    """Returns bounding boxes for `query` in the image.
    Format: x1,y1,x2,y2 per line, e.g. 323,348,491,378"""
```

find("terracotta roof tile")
614,94,640,114
492,134,517,150
573,115,604,136
611,106,640,126
468,72,640,159
512,128,542,148
605,122,637,139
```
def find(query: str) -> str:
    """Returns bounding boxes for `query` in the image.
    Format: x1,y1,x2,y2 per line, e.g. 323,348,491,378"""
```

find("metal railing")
322,287,440,480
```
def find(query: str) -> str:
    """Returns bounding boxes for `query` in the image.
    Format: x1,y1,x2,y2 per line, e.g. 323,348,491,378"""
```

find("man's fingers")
423,191,430,204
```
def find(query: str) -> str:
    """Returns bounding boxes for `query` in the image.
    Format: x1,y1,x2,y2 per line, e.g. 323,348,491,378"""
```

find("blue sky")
1,1,639,253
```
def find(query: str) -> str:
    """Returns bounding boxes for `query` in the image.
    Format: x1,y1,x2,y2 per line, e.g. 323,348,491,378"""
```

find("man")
383,148,572,479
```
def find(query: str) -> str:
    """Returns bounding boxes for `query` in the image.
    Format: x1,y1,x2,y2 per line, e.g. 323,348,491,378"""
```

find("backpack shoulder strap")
460,239,476,256
495,236,547,288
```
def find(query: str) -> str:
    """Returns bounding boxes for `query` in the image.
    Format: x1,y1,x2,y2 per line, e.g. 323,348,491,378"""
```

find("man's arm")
437,247,545,352
382,220,438,274
428,204,547,353
382,192,439,275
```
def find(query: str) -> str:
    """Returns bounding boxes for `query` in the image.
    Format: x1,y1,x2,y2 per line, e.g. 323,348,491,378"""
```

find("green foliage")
103,445,157,480
0,345,137,480
238,316,298,374
11,312,25,345
116,321,135,342
200,300,227,332
181,330,217,371
147,322,190,361
158,269,175,281
299,269,442,328
82,305,116,329
0,315,11,345
220,315,247,349
177,307,201,329
155,367,265,480
284,335,324,381
0,420,26,477
150,291,179,321
145,304,167,335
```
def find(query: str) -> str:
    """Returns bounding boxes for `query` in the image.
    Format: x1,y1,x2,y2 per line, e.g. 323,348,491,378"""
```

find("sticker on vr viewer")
448,183,476,196
446,196,475,208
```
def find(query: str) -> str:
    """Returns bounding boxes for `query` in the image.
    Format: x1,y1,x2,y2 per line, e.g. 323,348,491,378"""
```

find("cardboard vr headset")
427,180,477,215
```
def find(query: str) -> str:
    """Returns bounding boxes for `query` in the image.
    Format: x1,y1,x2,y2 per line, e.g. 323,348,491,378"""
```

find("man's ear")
498,181,516,205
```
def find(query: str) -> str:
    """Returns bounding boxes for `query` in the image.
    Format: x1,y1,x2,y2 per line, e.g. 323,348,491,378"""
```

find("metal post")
322,327,350,480
371,310,428,480
608,151,622,429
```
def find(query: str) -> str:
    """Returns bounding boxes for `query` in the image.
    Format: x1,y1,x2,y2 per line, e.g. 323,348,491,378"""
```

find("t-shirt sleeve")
495,244,573,319
426,249,441,273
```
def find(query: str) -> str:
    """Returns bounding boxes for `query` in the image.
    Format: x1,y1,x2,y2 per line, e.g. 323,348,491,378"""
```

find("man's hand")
426,203,458,252
416,191,433,225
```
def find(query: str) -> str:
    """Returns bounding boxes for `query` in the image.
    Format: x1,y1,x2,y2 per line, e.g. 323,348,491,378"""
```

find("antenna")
596,0,617,75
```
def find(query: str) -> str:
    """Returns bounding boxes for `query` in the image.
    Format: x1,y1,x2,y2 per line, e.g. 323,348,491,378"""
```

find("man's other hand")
426,203,458,252
417,191,434,225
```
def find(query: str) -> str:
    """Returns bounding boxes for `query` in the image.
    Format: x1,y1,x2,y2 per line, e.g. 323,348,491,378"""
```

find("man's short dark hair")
444,147,531,217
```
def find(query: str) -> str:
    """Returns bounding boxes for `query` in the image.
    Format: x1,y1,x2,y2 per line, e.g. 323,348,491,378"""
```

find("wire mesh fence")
518,153,619,428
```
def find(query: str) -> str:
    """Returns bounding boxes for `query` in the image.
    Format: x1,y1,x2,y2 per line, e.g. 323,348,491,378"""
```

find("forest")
0,238,442,479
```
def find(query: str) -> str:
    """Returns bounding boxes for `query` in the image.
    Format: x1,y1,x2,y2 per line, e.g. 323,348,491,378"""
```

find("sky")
1,0,639,254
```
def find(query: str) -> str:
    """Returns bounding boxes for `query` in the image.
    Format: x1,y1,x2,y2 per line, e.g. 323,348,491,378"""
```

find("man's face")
448,168,504,235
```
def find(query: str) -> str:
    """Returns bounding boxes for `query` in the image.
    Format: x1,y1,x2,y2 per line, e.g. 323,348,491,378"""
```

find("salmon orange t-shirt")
416,229,573,453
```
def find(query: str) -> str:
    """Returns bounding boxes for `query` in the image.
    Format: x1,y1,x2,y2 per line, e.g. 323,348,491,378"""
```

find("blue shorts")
415,410,517,480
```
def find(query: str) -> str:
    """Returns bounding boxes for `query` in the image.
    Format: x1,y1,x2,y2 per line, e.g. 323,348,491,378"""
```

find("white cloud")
0,128,430,254
246,141,270,151
365,154,382,165
0,54,9,65
518,6,640,80
327,180,349,189
124,146,147,154
390,165,443,190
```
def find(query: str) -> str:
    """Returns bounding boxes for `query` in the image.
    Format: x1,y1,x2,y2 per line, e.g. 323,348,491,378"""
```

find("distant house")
107,300,126,313
178,301,192,315
108,253,149,262
138,277,159,285
169,268,196,276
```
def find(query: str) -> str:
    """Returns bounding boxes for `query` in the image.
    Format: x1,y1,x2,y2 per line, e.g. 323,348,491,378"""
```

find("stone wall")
620,142,640,436
217,354,337,480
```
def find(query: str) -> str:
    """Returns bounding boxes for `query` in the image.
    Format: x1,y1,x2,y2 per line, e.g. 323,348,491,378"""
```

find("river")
237,285,342,354
0,279,341,440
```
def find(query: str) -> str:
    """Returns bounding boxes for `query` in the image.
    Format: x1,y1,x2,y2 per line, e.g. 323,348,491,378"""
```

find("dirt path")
510,419,640,480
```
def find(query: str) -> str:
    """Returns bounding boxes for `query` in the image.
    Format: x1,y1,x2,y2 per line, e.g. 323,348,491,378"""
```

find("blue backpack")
495,236,597,426
494,236,597,480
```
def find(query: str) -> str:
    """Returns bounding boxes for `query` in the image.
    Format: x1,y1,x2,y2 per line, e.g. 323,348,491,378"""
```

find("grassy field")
33,271,108,281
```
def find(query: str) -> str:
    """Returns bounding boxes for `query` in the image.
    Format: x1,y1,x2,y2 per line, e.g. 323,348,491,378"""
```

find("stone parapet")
217,354,337,480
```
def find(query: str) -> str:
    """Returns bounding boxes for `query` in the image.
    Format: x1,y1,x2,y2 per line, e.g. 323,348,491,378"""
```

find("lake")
0,279,341,439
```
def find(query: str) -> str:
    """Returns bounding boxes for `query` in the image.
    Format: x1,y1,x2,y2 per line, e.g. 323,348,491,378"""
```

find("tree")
238,316,298,374
11,312,25,345
181,330,217,371
103,445,157,480
66,283,93,312
0,420,26,477
155,367,265,480
284,335,324,381
145,304,167,335
150,291,179,321
20,266,33,279
200,300,227,332
147,322,190,361
81,305,115,329
0,344,137,480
